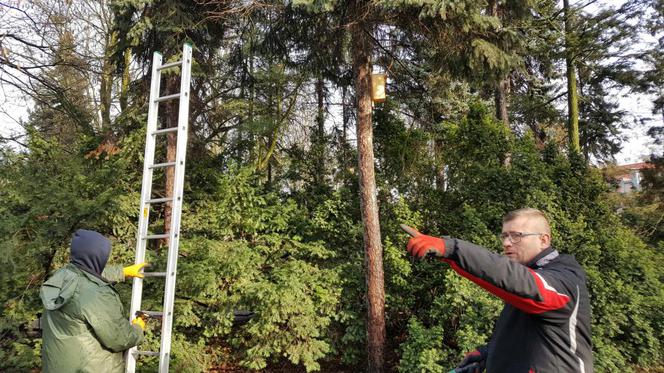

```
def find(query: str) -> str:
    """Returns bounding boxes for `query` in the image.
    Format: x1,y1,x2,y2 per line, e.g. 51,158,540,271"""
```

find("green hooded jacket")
40,264,143,373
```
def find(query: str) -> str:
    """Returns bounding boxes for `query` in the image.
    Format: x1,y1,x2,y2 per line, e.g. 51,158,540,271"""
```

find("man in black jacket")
405,208,593,373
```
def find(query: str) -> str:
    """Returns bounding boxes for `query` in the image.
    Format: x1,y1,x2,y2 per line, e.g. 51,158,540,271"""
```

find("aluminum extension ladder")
126,43,192,373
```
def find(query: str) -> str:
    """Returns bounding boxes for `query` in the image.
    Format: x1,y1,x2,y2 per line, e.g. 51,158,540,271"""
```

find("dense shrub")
2,103,663,371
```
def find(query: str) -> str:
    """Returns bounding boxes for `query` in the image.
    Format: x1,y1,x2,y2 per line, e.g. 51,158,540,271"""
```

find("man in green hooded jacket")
40,229,147,372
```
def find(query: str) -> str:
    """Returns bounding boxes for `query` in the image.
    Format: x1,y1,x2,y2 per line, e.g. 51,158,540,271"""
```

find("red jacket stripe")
445,260,570,314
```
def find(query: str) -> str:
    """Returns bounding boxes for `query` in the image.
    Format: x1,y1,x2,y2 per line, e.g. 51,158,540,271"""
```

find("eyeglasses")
499,232,544,243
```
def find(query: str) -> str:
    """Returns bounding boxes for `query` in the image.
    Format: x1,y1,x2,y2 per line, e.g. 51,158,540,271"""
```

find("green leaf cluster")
385,103,664,372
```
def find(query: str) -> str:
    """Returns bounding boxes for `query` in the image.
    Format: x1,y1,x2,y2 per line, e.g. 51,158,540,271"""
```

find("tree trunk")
120,48,132,111
315,75,326,185
316,75,325,141
342,85,349,145
563,0,580,154
434,139,446,191
495,78,510,127
488,0,510,128
163,75,179,247
497,78,512,167
351,2,386,372
99,31,116,131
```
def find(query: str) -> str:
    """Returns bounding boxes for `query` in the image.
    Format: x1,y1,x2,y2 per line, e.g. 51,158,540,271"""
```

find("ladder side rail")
126,51,164,373
158,43,193,373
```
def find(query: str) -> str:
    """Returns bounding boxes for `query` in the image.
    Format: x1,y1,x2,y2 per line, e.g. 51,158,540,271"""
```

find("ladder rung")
128,43,192,373
157,60,183,71
146,197,173,204
143,271,167,277
149,162,176,169
154,93,181,103
152,127,178,135
135,350,159,357
137,310,164,318
143,234,169,240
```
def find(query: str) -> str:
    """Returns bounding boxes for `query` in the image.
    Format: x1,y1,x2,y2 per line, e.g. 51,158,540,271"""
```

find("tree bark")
99,31,116,131
351,2,386,372
496,78,512,166
315,75,326,185
316,75,325,141
495,78,510,127
342,85,349,145
434,139,447,191
163,75,179,247
563,0,580,154
488,0,510,128
120,48,132,111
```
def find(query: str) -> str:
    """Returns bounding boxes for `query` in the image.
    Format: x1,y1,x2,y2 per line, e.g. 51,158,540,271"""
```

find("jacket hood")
70,229,111,276
40,264,80,310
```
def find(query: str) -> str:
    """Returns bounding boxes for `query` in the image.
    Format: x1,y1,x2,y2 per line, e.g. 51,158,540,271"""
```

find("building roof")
613,162,653,184
618,162,652,170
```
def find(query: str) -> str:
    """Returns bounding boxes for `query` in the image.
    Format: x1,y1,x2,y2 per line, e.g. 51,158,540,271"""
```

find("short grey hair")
503,208,551,235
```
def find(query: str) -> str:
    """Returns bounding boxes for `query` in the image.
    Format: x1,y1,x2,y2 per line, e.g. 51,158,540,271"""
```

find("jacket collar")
526,246,559,269
71,263,111,284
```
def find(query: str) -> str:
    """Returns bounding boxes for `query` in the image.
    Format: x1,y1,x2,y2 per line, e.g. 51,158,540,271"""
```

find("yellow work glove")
123,262,147,278
132,316,146,330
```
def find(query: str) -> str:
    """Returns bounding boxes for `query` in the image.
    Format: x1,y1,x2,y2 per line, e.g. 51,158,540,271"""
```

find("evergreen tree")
3,0,664,371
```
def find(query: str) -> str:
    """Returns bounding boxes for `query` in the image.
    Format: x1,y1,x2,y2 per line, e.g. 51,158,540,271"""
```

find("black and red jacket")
443,238,593,373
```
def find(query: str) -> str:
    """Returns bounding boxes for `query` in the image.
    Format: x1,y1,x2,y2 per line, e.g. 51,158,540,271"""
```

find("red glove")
406,232,446,258
455,349,486,373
